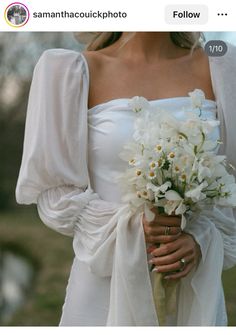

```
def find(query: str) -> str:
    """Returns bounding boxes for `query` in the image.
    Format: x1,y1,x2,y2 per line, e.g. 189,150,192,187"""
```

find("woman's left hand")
148,232,202,279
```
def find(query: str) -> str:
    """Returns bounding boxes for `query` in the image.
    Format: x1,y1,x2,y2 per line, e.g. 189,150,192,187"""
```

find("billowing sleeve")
177,46,236,324
15,49,158,325
184,206,236,270
15,49,99,236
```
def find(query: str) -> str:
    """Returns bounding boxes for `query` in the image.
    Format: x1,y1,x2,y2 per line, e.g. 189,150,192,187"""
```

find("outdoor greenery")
0,208,236,326
0,207,74,326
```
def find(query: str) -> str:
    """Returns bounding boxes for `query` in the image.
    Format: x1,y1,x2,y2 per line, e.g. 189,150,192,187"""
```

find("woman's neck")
113,32,188,63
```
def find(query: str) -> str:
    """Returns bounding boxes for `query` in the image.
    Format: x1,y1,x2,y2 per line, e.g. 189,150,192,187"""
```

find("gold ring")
164,226,171,235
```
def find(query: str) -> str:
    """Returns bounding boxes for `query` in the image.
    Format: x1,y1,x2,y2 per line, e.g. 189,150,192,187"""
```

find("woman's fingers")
149,242,182,261
155,216,181,227
143,213,181,227
143,212,201,281
150,254,193,274
163,263,193,280
145,233,181,244
149,251,193,268
145,225,182,236
144,225,182,243
148,233,202,279
150,234,198,258
142,212,182,244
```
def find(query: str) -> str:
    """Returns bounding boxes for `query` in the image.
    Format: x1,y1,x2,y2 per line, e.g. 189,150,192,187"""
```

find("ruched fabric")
15,47,236,326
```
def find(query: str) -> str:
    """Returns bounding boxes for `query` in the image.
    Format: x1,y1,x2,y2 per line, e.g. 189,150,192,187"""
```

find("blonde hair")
74,32,204,51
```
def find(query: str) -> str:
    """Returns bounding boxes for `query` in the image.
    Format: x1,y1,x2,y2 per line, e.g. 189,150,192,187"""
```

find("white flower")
149,161,157,169
167,151,176,161
198,157,213,182
173,164,181,174
185,181,208,202
128,96,150,113
146,181,171,197
154,144,163,153
164,190,187,215
147,170,156,179
188,89,205,109
180,119,202,145
211,162,228,179
160,119,179,139
198,164,212,182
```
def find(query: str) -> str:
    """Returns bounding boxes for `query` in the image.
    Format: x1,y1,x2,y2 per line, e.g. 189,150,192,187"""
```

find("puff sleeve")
15,49,99,236
15,49,159,325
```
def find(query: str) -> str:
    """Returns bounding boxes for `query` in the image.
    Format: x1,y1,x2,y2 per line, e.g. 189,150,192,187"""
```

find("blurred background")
0,32,236,326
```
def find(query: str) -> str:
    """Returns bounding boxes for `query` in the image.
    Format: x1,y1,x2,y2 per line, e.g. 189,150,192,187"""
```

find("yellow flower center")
149,162,156,168
169,152,175,159
155,145,162,151
149,171,155,177
136,170,142,176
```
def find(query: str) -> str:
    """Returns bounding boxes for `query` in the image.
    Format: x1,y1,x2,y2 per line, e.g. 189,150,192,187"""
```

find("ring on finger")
164,226,171,236
179,258,186,271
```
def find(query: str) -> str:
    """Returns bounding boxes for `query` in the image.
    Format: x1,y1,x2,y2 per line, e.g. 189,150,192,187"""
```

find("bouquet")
119,90,236,224
118,89,236,324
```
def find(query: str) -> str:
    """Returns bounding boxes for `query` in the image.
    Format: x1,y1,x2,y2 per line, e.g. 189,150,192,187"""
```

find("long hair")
74,32,204,51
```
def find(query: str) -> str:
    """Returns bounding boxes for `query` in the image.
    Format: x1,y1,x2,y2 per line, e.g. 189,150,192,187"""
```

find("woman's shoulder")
81,49,113,72
82,48,120,71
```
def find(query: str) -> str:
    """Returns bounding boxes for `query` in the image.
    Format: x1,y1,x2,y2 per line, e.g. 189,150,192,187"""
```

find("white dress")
59,97,226,326
15,49,236,326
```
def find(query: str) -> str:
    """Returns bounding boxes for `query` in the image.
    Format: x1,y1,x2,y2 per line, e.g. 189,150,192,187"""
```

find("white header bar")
0,0,235,31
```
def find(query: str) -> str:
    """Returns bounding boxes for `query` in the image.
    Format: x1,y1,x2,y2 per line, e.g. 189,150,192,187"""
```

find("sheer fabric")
15,46,236,326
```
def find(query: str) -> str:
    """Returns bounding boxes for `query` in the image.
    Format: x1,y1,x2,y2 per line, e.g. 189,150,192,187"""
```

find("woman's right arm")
15,49,99,236
15,49,136,280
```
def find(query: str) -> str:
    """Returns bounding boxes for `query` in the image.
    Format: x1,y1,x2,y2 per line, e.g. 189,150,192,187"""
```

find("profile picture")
5,2,29,27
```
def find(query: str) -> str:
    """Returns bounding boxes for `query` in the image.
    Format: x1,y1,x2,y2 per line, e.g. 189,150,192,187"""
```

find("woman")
16,32,236,326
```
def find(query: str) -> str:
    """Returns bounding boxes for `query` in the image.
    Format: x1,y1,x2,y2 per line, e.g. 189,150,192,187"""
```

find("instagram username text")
33,10,127,19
